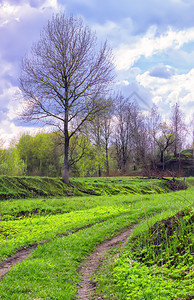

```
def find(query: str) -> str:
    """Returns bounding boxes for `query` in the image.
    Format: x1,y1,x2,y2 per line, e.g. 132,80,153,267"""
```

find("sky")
0,0,194,147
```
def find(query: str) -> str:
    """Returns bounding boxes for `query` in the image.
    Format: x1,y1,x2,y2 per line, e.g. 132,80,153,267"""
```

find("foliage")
17,132,62,177
112,210,194,300
181,148,193,156
128,210,193,268
113,258,193,299
0,148,26,176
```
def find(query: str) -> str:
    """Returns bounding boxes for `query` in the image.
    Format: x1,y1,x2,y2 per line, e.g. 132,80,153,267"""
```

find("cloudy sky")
0,0,194,146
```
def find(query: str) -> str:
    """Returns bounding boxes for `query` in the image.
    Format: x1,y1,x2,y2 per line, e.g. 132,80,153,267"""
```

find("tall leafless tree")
114,95,130,173
20,13,114,183
89,111,104,177
89,97,113,176
147,104,161,169
188,114,194,161
155,122,175,171
101,106,113,176
171,103,186,158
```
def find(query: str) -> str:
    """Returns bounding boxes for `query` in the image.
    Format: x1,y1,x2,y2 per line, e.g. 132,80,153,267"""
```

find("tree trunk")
160,150,164,164
63,135,69,184
105,140,109,176
161,150,165,171
63,103,70,184
98,166,102,177
174,141,177,158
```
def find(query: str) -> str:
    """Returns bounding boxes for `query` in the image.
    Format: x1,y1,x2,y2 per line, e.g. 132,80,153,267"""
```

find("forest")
0,99,193,178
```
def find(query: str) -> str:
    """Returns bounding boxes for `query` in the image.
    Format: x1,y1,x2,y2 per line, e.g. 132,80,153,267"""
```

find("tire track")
77,225,136,299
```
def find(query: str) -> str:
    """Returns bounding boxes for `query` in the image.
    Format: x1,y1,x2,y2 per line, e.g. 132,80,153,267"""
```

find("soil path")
0,224,135,298
77,225,136,300
0,222,104,280
0,245,38,279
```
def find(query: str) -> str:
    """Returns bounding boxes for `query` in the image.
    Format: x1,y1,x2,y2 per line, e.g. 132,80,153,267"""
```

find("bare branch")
19,13,115,183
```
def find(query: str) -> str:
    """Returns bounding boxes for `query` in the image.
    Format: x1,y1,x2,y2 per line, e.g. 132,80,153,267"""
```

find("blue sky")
0,0,194,146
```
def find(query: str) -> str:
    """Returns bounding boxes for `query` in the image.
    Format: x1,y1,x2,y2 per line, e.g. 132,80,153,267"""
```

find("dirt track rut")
77,225,135,299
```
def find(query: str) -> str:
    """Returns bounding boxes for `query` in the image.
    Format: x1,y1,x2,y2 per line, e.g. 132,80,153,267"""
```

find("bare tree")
101,105,113,176
89,111,104,177
171,103,186,158
88,97,113,176
155,122,175,171
127,101,145,171
114,94,149,173
114,95,130,173
188,114,194,161
147,104,161,169
20,13,114,183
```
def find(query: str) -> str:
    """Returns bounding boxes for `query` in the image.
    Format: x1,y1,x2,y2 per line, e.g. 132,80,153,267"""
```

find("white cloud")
0,83,47,148
0,119,42,148
136,68,194,122
0,0,59,28
39,0,58,10
0,2,20,27
114,26,194,70
92,18,135,47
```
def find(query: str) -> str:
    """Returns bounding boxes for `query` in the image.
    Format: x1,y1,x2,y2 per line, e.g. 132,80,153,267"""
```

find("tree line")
1,13,193,180
0,99,193,178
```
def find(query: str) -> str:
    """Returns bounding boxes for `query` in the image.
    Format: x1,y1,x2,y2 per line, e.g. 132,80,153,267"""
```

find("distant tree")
114,94,130,173
155,122,175,171
171,103,186,158
88,97,113,176
20,13,114,183
0,147,26,176
33,132,56,176
17,132,62,176
126,101,146,171
147,104,161,169
189,114,194,160
114,95,148,173
89,112,104,177
17,134,34,174
68,133,91,176
101,103,113,176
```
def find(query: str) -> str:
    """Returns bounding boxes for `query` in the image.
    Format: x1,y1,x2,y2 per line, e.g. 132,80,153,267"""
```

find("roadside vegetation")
0,176,193,299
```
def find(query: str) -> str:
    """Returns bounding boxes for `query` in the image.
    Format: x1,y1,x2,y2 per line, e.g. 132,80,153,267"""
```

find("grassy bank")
92,189,194,299
0,175,188,200
0,175,193,299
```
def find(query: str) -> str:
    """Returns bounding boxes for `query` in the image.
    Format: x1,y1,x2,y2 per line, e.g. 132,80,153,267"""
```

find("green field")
0,176,193,299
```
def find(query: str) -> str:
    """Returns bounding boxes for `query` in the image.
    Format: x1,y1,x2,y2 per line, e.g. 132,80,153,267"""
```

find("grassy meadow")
0,176,193,299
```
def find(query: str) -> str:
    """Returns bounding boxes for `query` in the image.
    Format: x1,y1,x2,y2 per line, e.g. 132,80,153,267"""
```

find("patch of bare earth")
77,225,136,300
0,245,37,279
0,221,105,281
0,241,46,280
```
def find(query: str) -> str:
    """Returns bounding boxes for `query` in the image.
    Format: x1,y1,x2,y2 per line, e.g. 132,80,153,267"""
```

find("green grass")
0,214,137,299
92,189,194,300
0,176,74,199
111,209,194,300
0,175,187,200
0,177,193,299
